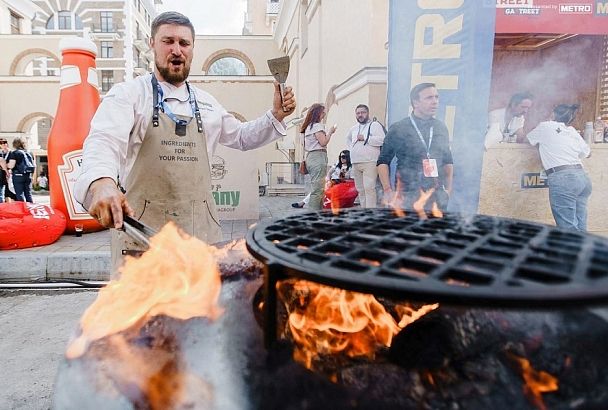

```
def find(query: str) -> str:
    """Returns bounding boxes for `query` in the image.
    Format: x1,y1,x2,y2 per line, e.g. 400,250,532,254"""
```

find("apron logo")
212,190,240,207
211,156,228,180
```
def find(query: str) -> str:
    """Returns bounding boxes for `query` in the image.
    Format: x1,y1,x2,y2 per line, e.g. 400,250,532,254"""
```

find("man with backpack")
345,104,386,208
7,137,35,203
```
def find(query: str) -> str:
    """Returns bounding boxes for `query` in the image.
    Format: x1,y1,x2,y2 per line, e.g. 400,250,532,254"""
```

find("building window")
208,57,248,75
46,16,54,29
101,41,113,58
75,15,83,30
58,11,71,30
10,11,22,34
100,12,113,32
101,71,114,92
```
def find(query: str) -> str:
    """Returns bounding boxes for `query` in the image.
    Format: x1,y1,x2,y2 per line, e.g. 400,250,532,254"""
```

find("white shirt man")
345,104,385,208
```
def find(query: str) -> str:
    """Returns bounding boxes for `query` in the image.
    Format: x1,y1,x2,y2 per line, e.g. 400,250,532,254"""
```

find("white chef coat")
74,73,286,204
485,108,525,147
526,120,590,170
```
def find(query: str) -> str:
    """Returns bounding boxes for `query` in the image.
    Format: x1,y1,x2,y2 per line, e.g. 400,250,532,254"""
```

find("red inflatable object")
48,37,103,234
323,179,358,210
0,202,67,250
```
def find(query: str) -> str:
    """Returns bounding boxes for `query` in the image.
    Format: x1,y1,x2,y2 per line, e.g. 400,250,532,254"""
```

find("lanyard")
151,74,203,133
410,116,433,158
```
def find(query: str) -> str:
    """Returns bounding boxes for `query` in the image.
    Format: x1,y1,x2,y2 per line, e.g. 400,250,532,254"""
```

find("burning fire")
384,180,444,219
412,188,444,219
280,279,438,370
67,222,223,359
508,353,559,410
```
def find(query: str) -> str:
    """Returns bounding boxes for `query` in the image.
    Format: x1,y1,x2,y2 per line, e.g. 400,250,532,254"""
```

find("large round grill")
246,209,608,308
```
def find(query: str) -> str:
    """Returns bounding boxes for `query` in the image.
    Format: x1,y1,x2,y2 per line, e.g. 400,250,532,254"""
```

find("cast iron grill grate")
246,208,608,308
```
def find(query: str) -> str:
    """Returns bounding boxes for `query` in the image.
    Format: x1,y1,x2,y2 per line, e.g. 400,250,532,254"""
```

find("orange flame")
412,188,436,220
96,333,213,409
508,353,559,410
281,280,439,370
386,181,443,219
388,179,406,217
431,201,444,218
67,222,223,359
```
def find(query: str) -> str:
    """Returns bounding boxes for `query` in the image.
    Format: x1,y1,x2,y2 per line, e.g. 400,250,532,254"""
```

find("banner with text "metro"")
387,0,497,213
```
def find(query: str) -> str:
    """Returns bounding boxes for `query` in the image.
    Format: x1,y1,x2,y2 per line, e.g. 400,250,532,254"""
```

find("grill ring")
246,208,608,308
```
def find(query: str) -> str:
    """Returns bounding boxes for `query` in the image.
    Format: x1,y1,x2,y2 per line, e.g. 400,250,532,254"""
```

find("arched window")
208,57,248,76
46,16,54,30
58,11,71,30
75,15,83,30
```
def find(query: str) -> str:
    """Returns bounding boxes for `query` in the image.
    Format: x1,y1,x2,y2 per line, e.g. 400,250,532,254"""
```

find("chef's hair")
508,92,534,109
553,104,579,125
151,11,195,40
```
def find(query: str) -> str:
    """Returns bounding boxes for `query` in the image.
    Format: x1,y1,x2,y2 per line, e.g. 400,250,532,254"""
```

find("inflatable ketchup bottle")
47,37,103,234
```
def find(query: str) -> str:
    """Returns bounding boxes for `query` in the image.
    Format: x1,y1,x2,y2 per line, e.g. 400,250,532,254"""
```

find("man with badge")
377,83,453,212
74,11,296,271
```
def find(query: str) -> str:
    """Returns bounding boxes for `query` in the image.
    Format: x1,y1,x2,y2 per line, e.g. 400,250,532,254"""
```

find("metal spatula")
267,56,290,112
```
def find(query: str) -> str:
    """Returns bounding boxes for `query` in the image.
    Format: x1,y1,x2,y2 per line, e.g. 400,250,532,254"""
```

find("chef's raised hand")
271,81,296,121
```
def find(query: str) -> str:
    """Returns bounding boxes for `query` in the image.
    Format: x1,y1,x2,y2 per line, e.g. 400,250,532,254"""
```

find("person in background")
291,150,352,208
485,92,534,147
329,149,353,183
0,138,11,202
37,173,48,190
291,193,309,209
377,83,453,212
300,103,337,210
345,104,385,208
6,137,34,203
74,12,296,271
527,104,591,231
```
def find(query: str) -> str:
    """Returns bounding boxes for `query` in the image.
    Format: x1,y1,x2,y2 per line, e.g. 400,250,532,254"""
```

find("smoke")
489,35,600,131
447,35,602,215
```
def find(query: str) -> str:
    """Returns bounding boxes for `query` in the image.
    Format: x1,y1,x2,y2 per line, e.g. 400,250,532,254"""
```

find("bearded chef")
74,11,296,271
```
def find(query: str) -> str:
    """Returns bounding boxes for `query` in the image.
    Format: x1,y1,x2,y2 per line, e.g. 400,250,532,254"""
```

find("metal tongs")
121,215,158,250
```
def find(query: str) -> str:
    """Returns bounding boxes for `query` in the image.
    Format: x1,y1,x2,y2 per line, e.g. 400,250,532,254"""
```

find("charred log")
389,308,515,370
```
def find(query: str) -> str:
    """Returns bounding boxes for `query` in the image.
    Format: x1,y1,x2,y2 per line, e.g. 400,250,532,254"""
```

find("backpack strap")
364,119,377,145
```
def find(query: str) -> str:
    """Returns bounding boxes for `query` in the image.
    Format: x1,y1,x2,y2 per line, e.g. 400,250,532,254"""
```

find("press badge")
422,158,439,178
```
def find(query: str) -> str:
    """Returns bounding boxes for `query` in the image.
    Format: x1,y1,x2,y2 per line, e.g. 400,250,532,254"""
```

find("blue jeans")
12,173,33,203
547,169,592,231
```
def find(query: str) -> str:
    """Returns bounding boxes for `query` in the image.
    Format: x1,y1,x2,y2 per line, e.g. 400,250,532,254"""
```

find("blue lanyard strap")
410,116,433,158
151,74,203,133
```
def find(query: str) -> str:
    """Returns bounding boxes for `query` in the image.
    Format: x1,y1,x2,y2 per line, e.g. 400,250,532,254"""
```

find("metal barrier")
264,162,307,196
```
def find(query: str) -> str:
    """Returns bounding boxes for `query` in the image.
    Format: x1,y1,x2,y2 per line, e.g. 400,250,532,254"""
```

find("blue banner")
387,0,496,214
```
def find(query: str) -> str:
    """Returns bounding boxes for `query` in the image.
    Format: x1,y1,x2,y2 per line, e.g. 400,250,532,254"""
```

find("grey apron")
111,78,222,273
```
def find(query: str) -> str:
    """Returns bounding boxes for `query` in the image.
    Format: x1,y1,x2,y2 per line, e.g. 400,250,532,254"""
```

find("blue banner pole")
387,0,496,214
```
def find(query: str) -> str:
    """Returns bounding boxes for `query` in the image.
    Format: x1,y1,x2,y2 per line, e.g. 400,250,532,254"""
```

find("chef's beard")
155,60,191,85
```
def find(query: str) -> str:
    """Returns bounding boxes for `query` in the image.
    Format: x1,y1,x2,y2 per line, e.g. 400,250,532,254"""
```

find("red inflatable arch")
0,202,66,250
